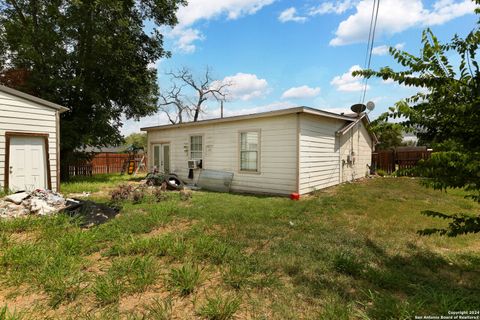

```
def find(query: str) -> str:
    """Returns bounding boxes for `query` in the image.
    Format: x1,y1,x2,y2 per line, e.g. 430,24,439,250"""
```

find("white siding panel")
147,114,298,195
339,121,373,183
298,114,344,194
0,90,59,191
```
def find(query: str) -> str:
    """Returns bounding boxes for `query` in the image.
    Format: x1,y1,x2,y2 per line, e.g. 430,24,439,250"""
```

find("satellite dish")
366,101,375,111
350,103,366,114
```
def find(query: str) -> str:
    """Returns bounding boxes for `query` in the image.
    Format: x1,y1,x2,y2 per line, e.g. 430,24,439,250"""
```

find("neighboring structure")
0,85,68,192
142,107,377,195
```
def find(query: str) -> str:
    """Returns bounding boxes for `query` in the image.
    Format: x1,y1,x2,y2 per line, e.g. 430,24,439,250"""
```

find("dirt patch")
84,251,112,275
9,231,38,244
0,285,48,312
144,219,197,238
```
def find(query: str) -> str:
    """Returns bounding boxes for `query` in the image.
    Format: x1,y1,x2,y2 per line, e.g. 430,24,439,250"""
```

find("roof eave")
0,85,69,113
141,107,356,131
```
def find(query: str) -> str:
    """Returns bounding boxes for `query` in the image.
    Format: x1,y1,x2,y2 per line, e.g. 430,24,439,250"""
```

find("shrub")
376,169,387,177
110,184,133,202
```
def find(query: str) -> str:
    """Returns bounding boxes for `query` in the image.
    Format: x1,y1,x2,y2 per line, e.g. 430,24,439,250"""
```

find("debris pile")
0,189,68,219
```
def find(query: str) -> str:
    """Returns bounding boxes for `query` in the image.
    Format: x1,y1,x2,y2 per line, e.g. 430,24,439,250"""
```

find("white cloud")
330,0,477,46
278,7,307,23
330,65,369,92
212,73,270,101
167,27,204,53
309,0,355,15
281,85,321,99
167,0,275,53
372,42,405,55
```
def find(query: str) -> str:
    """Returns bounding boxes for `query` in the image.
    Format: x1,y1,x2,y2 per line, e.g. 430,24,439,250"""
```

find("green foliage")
354,1,480,235
124,133,147,150
0,0,186,157
0,305,23,320
167,264,202,296
197,293,240,320
418,210,480,236
370,120,404,150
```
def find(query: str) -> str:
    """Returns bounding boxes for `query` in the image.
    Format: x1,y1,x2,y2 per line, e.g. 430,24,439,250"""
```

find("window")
240,131,259,172
190,135,203,160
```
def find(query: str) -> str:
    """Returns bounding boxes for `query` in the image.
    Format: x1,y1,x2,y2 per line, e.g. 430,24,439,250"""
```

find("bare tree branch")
159,67,231,123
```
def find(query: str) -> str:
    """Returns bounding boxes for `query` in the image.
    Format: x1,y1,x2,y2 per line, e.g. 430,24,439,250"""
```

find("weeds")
197,293,240,320
167,264,202,296
143,297,173,320
94,256,158,304
0,305,22,320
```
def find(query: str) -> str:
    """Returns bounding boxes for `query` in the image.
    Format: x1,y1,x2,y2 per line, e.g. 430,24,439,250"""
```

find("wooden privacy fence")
371,148,432,174
68,153,147,176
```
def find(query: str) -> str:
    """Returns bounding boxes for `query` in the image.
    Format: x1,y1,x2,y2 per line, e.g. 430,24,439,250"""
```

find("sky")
121,0,478,135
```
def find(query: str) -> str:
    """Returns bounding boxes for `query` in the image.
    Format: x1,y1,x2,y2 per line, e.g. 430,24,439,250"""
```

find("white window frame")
189,134,204,160
238,130,261,173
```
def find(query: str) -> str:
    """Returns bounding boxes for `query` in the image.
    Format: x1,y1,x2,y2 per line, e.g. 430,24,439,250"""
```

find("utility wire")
360,0,380,104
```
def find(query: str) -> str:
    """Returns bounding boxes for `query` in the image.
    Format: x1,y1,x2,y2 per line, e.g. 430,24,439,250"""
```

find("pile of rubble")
0,189,69,219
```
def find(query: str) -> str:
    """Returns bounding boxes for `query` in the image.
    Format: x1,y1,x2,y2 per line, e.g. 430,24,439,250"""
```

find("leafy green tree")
354,0,480,236
124,132,147,150
0,0,186,174
370,120,404,150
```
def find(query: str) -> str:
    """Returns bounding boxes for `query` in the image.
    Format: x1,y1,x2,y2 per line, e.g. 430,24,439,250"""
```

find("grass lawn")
0,176,479,319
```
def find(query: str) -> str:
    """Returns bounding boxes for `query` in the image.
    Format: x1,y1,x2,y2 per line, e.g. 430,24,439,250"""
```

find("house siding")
298,114,344,194
147,114,298,195
0,91,59,191
339,120,373,183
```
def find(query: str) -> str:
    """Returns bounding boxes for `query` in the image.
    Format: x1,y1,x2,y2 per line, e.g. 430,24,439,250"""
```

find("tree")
0,0,186,174
159,67,231,123
370,120,404,150
354,0,480,236
124,132,147,150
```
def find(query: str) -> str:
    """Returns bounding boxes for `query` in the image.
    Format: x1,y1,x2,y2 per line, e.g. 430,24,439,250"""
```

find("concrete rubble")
0,189,71,219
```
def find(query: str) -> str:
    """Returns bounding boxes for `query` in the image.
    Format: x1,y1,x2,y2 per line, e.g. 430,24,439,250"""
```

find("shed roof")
0,85,69,113
141,106,357,131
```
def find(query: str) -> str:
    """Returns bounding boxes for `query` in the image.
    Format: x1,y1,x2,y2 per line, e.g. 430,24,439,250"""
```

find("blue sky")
121,0,478,135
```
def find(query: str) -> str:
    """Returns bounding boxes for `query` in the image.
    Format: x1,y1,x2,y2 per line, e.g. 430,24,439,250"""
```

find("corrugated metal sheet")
197,169,234,192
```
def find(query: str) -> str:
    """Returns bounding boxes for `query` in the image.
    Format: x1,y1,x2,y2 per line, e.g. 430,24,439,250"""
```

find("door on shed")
8,136,48,191
152,143,170,173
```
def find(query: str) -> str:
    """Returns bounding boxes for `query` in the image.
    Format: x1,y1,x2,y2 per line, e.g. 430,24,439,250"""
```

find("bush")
376,169,387,177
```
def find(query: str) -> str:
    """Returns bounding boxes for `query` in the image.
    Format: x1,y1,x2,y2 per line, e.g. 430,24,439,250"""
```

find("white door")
9,136,48,191
152,144,170,173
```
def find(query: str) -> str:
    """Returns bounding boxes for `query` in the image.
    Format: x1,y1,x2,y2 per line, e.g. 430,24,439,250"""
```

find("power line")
360,0,380,104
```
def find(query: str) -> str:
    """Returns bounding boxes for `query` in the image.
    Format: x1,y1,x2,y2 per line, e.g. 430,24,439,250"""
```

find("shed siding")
0,91,59,191
298,114,344,194
339,121,373,183
147,114,298,195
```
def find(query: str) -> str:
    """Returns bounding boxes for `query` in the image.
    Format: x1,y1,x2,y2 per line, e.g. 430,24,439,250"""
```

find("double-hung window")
190,135,203,160
240,131,259,172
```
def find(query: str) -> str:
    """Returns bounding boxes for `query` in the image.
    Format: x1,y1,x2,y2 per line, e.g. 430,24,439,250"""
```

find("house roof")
76,146,128,153
141,106,358,131
0,85,69,113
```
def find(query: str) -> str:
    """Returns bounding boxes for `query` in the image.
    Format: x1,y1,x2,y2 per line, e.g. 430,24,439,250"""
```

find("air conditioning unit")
188,160,201,169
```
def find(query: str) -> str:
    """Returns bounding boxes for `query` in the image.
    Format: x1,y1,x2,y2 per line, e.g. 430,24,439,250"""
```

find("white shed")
142,107,377,195
0,85,68,192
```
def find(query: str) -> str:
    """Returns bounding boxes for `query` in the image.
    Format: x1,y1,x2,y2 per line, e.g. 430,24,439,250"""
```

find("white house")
0,85,68,192
142,107,377,195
